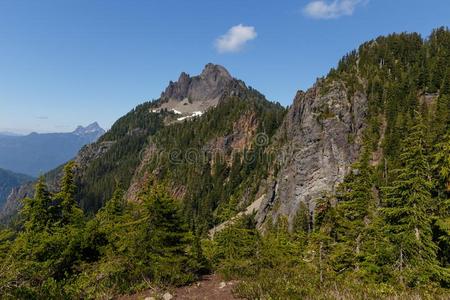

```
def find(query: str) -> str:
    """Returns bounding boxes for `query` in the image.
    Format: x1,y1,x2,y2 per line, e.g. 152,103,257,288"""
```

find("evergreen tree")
190,224,210,275
57,161,82,225
441,70,450,96
103,183,126,217
293,202,311,234
382,114,439,286
138,185,192,284
21,176,52,232
332,151,375,273
433,131,450,204
432,131,450,269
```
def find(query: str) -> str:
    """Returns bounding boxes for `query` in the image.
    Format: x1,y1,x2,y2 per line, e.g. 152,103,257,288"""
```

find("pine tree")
103,183,126,217
21,176,52,231
432,131,450,269
139,185,191,284
441,70,450,96
190,224,210,275
332,151,375,273
57,161,82,225
433,131,450,202
293,202,311,234
432,74,450,139
382,114,439,286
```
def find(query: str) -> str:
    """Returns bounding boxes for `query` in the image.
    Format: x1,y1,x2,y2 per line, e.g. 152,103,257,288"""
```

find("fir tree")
382,114,439,286
21,176,52,231
433,131,450,203
138,185,191,284
432,131,450,269
103,183,126,217
332,151,375,273
57,161,82,225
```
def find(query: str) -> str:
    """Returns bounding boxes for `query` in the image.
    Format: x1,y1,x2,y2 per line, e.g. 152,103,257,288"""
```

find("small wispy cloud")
303,0,366,19
36,116,49,120
215,24,257,54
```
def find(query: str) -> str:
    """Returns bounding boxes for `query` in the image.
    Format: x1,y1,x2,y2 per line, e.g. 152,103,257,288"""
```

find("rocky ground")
118,274,240,300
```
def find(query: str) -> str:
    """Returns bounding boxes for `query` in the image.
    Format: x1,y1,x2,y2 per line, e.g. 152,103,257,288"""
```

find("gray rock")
162,292,173,300
160,63,233,103
256,80,367,227
156,63,247,117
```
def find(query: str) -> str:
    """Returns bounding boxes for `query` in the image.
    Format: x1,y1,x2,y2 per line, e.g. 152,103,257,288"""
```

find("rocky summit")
152,63,246,120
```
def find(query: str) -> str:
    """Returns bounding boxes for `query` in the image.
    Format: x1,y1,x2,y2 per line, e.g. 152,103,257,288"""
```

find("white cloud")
215,24,257,54
303,0,365,19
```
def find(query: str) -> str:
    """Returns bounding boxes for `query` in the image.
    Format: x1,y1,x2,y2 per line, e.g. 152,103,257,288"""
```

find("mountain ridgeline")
1,28,450,298
0,123,105,177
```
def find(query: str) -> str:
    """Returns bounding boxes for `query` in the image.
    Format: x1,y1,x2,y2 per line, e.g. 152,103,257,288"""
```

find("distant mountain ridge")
0,123,105,177
0,132,23,137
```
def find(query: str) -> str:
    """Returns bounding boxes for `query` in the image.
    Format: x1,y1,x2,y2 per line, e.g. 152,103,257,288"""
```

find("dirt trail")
118,274,240,300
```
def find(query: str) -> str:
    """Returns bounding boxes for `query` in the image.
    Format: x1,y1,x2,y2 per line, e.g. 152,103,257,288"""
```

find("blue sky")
0,0,449,134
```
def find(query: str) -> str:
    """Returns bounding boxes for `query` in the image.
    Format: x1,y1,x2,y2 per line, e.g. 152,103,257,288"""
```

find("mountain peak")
157,63,239,119
73,122,105,137
161,63,235,101
200,63,232,81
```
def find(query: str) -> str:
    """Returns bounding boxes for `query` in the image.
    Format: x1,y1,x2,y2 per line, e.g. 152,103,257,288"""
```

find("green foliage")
0,168,207,298
78,102,167,212
331,152,376,275
146,94,285,230
381,116,440,286
3,28,450,299
327,27,450,172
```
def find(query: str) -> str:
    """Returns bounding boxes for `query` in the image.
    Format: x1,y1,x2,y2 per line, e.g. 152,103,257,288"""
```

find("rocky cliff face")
256,80,367,226
161,63,233,102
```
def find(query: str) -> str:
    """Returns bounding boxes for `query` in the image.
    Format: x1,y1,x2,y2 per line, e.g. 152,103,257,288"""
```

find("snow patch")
171,109,182,115
177,111,204,121
177,116,190,121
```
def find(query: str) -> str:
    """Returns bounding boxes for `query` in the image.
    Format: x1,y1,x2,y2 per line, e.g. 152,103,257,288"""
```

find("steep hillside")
0,168,33,208
128,89,285,229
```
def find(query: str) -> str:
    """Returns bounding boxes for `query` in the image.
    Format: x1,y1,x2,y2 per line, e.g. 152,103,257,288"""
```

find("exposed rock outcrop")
155,64,246,117
160,64,233,103
256,80,368,227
